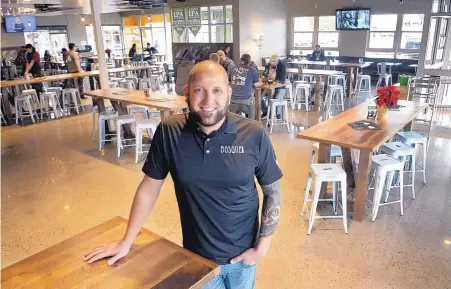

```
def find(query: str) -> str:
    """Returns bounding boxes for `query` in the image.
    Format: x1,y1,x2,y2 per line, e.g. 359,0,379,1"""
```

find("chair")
135,119,159,163
40,91,63,119
354,75,372,98
46,87,63,103
302,163,348,235
266,99,290,134
394,131,427,184
379,142,416,201
116,115,137,158
293,83,311,110
284,80,293,108
329,74,347,91
324,85,345,117
98,111,119,151
109,82,119,88
150,75,164,92
369,154,405,222
15,94,38,124
21,88,40,112
62,88,84,115
376,63,392,89
138,78,152,91
119,79,135,90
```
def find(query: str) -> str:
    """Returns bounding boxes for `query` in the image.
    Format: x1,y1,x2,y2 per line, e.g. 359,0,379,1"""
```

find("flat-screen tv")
336,9,371,30
4,15,37,33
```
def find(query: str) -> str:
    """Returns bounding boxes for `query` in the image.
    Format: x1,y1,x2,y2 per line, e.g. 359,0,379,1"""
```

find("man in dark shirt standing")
84,61,283,289
229,54,260,120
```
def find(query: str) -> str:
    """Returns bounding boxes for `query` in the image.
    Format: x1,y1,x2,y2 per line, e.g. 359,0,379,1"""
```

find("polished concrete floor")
2,102,451,289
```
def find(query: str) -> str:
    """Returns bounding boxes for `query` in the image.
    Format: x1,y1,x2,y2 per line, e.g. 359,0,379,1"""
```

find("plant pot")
377,105,389,120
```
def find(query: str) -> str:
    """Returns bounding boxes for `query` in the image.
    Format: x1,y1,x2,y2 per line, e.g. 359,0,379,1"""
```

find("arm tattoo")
260,180,281,237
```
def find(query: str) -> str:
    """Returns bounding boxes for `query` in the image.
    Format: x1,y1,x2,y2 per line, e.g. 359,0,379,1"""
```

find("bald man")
84,61,282,289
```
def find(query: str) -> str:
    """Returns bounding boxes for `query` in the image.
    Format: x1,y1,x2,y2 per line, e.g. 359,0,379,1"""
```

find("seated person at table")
261,54,287,119
14,46,27,73
309,45,326,61
229,54,260,120
144,42,158,55
128,43,137,58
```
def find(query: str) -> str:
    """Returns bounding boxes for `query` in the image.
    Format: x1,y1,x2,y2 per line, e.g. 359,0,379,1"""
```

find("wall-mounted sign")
172,8,186,36
187,6,201,36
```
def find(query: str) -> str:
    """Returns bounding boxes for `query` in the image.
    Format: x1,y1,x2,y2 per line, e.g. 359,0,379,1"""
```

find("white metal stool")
311,143,343,164
135,119,159,163
116,115,137,158
266,99,290,134
109,82,119,88
138,78,152,91
354,75,371,97
324,84,345,115
15,94,38,124
284,81,293,107
294,83,311,110
394,131,427,184
22,88,40,106
98,111,119,151
125,76,139,88
46,87,63,102
329,74,347,90
302,163,348,235
128,106,149,119
119,80,135,90
369,154,405,222
379,142,416,201
150,75,164,92
376,74,392,89
40,91,62,119
92,106,115,141
62,88,84,115
301,74,314,83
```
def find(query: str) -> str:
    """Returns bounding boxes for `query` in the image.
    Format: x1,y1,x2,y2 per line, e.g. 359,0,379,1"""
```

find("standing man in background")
217,50,235,74
229,54,260,120
65,43,84,96
24,44,43,97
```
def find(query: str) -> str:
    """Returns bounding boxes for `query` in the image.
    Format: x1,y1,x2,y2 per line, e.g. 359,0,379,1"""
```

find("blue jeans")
202,261,257,289
261,87,286,117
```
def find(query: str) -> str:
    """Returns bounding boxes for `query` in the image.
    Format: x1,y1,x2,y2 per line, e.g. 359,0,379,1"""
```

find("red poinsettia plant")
376,86,400,108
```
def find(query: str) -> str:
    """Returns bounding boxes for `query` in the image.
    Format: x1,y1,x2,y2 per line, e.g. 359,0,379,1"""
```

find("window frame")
171,5,233,44
291,16,339,54
367,14,398,54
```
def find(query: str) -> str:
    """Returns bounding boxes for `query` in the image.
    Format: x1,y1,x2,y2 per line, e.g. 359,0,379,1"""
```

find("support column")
89,0,108,88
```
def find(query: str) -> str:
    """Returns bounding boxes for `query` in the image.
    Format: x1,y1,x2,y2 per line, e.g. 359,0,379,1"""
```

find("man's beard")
187,98,229,127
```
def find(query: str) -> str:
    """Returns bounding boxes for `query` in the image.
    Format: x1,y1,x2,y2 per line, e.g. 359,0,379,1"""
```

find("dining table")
299,69,342,111
1,217,219,289
253,82,286,122
84,88,187,119
297,99,428,222
0,66,154,122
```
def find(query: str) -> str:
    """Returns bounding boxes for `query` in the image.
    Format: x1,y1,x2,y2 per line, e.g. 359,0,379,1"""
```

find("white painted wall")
239,0,287,65
285,0,434,57
35,13,122,46
0,26,26,48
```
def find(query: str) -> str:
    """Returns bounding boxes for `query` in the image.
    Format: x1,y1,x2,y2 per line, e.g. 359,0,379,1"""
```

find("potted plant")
105,48,111,59
376,86,400,120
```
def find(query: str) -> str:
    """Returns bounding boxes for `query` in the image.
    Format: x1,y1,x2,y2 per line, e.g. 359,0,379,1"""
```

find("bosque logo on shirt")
221,146,244,154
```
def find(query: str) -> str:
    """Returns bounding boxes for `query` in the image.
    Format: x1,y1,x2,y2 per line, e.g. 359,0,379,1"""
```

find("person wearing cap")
229,54,260,120
217,50,235,74
261,54,287,119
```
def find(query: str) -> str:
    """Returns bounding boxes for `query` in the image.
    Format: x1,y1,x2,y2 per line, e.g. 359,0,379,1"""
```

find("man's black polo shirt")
142,112,283,265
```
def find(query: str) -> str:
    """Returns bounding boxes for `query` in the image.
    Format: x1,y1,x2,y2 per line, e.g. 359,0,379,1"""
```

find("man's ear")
184,84,189,97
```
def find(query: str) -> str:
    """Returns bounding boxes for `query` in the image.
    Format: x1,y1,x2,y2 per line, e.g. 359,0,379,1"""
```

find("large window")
24,27,68,58
86,25,123,56
293,17,314,48
367,13,424,59
171,5,233,43
318,16,339,48
369,14,398,49
292,16,339,56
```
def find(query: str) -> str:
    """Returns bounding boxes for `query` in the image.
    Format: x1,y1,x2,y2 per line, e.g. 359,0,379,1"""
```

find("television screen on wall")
336,9,371,30
4,15,37,33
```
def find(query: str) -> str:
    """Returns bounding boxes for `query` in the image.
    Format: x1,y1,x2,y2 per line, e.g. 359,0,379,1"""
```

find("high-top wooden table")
84,88,187,119
254,82,286,122
1,217,219,289
0,66,153,122
297,100,428,222
300,69,342,111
